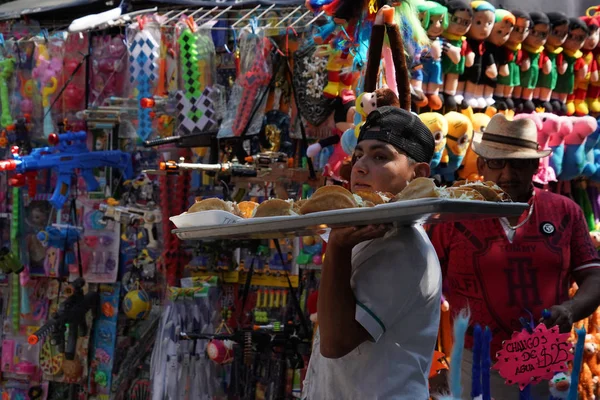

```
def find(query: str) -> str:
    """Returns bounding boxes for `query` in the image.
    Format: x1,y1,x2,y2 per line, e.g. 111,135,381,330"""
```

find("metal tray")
173,199,529,241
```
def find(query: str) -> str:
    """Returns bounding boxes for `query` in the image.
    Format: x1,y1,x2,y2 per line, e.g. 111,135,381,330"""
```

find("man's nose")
353,157,368,175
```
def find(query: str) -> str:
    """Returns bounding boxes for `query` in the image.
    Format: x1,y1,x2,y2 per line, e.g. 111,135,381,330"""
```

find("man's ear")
477,157,486,175
413,162,431,178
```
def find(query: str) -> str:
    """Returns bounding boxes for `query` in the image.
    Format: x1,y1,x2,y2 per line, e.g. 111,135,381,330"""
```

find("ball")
122,290,151,320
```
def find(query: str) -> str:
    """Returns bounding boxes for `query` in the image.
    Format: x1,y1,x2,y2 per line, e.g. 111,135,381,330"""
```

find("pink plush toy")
548,117,574,179
514,113,561,185
560,116,598,180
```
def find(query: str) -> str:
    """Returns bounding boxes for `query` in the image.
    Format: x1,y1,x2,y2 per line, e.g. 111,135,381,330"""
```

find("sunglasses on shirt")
483,158,539,170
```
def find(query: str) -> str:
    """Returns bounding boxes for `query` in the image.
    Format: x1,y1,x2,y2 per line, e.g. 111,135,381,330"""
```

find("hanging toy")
555,18,589,116
548,116,573,178
341,88,400,155
418,112,448,169
122,287,151,320
574,13,600,116
432,111,474,183
306,90,355,181
441,0,473,112
517,12,551,113
416,1,448,110
582,118,600,177
480,9,515,109
559,115,597,180
495,10,531,111
535,12,569,114
458,106,493,181
460,1,496,110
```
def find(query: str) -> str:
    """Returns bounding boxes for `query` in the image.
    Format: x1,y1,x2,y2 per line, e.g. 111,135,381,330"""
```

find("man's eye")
374,154,387,161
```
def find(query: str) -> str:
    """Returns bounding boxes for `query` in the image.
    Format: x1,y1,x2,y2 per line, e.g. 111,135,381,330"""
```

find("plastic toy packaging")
33,33,65,138
174,16,219,136
126,16,162,141
90,34,127,107
79,202,120,283
62,32,89,124
218,22,273,139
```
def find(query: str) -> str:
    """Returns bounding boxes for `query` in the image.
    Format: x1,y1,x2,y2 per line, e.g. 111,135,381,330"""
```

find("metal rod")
163,9,188,25
305,10,325,27
193,6,219,24
231,4,262,28
188,7,206,19
289,10,311,28
274,6,302,27
206,6,233,23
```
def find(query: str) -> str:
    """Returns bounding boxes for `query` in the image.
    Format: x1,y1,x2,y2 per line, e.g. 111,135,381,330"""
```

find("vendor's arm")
318,225,389,358
545,207,600,332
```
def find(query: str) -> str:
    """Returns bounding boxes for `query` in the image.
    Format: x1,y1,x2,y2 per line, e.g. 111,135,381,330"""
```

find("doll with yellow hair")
432,111,474,182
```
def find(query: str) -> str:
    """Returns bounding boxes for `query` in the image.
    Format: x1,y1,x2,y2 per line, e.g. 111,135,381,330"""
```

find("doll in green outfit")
440,0,473,111
495,10,531,111
553,17,589,116
516,12,550,113
535,12,569,114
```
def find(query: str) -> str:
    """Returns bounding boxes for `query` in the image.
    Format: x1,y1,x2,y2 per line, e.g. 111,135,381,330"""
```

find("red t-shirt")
429,188,600,354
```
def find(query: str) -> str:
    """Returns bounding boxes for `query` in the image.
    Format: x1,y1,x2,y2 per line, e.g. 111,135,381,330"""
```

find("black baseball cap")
357,106,435,164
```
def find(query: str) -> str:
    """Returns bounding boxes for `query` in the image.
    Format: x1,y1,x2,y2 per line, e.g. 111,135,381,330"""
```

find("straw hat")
471,114,551,159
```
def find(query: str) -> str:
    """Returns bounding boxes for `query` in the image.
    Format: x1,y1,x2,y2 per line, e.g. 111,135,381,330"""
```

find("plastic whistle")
256,290,262,308
274,290,280,308
282,290,287,308
269,290,275,308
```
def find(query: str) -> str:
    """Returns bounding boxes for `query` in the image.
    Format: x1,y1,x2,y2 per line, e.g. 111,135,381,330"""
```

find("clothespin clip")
185,15,198,33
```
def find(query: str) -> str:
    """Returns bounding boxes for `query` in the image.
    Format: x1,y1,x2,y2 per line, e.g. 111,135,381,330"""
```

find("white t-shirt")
302,225,442,400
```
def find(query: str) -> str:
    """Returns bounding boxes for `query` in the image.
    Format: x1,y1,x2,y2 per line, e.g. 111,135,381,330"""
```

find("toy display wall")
0,0,598,399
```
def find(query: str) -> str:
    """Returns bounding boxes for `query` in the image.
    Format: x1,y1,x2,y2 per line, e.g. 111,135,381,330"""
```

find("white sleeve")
351,233,421,342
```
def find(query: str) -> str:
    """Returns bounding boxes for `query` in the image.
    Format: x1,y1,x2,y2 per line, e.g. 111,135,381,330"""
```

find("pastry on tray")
394,178,510,202
299,186,359,215
253,199,295,218
238,201,259,218
187,198,241,215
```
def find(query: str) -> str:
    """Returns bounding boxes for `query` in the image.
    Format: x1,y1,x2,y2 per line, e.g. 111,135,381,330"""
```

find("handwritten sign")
492,324,573,390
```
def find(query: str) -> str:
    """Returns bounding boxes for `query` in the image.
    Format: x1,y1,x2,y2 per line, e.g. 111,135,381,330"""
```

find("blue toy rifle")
0,131,134,209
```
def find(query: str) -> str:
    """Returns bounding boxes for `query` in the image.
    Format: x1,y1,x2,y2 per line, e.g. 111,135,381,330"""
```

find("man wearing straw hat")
430,114,600,398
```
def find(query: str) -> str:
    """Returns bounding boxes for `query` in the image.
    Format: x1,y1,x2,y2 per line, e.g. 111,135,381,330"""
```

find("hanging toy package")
90,34,127,108
126,15,162,142
175,16,219,136
62,32,88,128
218,22,273,139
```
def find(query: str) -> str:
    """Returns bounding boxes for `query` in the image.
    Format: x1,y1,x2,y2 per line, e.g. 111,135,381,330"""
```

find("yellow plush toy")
418,112,448,169
458,107,495,181
432,111,474,183
354,92,378,138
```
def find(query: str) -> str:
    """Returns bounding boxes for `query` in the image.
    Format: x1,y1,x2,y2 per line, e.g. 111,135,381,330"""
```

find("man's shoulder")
535,189,579,212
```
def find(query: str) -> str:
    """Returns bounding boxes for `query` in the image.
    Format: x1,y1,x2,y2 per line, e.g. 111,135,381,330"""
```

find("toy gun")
0,131,134,209
28,278,98,360
0,247,23,274
98,203,161,248
155,153,315,185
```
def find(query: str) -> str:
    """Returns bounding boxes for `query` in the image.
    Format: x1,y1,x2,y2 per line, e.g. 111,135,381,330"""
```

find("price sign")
492,324,573,389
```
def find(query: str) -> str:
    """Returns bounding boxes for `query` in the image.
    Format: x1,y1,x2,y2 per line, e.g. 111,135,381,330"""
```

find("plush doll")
559,115,597,180
495,10,531,111
341,87,400,154
535,12,569,114
418,112,448,168
514,112,561,184
574,15,600,116
579,335,597,400
433,111,474,182
461,1,496,110
440,0,473,112
555,18,589,116
416,1,449,110
548,372,571,400
582,118,600,177
458,107,492,181
481,9,516,108
548,116,574,178
307,90,356,181
517,12,551,114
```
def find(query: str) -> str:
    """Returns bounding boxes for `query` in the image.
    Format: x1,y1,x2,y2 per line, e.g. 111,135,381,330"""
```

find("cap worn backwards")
357,106,435,163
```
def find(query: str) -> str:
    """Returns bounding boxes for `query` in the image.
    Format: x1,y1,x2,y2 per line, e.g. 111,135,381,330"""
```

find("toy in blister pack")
80,201,120,283
90,34,127,107
23,199,51,276
88,284,120,396
1,336,41,378
37,224,82,278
